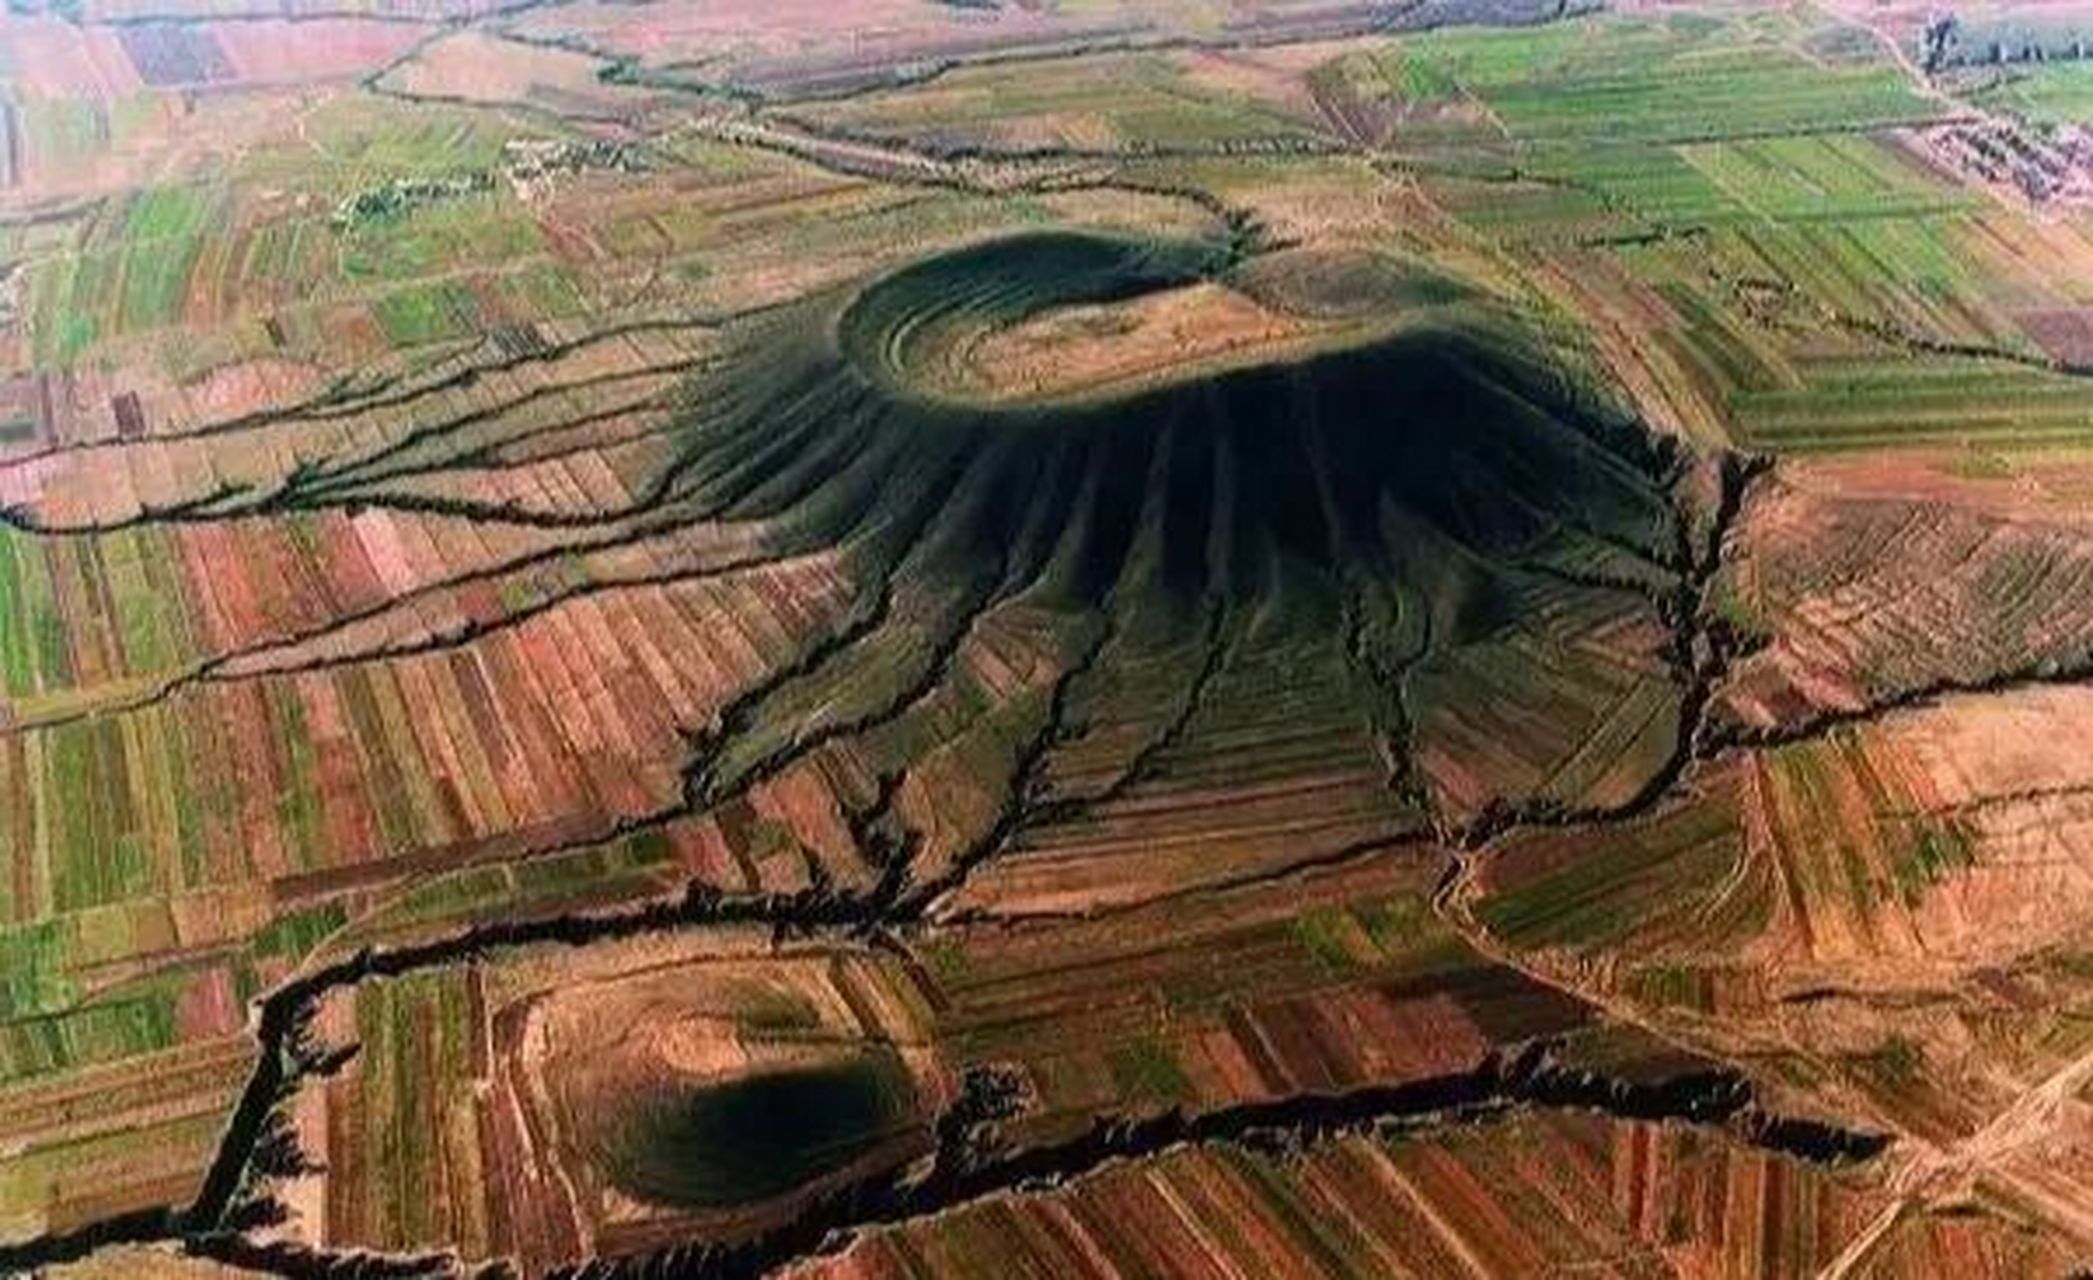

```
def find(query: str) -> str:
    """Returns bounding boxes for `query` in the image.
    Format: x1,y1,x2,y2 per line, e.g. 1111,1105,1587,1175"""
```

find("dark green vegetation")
795,231,1675,605
605,1053,918,1208
668,231,1690,828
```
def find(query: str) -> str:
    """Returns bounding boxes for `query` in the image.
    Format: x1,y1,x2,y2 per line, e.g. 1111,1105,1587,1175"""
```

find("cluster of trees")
1923,11,2093,72
328,172,494,230
501,139,650,182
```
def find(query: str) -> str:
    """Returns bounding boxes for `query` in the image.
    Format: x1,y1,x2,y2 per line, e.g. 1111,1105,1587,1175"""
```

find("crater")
835,233,1487,407
504,948,943,1241
603,1051,919,1208
669,227,1697,889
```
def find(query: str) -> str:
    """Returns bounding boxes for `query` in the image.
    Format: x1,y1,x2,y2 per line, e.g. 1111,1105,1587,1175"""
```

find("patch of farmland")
341,204,549,304
114,26,233,89
790,52,1330,155
1729,357,2093,450
2019,306,2093,364
209,20,426,87
1405,137,2072,453
0,1034,255,1244
949,622,1420,917
2,87,285,209
1307,45,1504,152
1733,357,2093,451
930,850,1609,1146
0,522,208,711
1960,207,2093,311
0,379,44,452
0,18,145,100
1,538,855,896
1476,761,1772,960
2,359,328,458
790,1111,1922,1280
1713,457,2093,734
1420,125,2092,450
1620,672,2093,995
253,93,517,194
1374,12,1944,147
0,491,745,724
1674,216,2028,356
1972,59,2093,128
374,30,656,118
1173,43,1341,128
0,315,716,527
1520,250,1749,442
1408,574,1679,822
1477,683,2093,1158
1675,133,1979,223
516,0,1577,104
1758,686,2093,967
24,184,217,361
496,0,1152,100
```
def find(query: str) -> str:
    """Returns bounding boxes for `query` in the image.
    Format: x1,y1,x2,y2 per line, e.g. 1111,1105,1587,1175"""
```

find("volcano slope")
627,230,1701,914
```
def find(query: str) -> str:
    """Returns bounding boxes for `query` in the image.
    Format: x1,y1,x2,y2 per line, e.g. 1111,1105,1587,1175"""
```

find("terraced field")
5,1,2093,1277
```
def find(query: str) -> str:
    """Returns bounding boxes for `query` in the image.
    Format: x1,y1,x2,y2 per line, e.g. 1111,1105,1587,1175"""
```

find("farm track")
1819,1039,2093,1280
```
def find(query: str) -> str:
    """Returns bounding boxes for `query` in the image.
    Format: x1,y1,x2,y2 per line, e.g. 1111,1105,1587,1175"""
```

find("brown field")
789,1114,1937,1280
376,31,657,117
1713,453,2093,737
